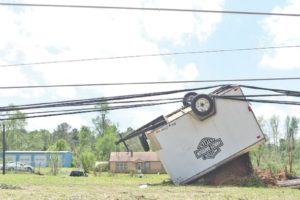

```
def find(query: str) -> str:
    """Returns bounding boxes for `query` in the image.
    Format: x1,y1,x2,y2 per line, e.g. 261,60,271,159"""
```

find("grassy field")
0,172,300,200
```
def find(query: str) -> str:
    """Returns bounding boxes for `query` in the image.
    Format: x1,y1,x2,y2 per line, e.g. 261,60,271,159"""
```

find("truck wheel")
191,94,214,117
183,92,197,107
139,133,150,152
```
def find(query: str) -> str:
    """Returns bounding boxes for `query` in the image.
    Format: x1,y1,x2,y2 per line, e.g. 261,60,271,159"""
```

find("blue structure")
0,151,73,167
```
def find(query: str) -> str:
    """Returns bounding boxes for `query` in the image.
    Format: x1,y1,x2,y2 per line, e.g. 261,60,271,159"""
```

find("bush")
79,151,96,173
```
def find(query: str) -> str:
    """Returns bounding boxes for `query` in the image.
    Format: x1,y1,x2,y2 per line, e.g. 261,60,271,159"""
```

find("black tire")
191,94,214,117
183,92,198,107
27,167,33,173
139,133,150,152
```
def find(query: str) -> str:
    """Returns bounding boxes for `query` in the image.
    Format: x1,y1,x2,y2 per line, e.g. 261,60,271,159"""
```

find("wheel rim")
195,98,211,113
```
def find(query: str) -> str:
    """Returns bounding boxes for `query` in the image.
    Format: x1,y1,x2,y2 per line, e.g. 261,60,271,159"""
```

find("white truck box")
147,86,265,184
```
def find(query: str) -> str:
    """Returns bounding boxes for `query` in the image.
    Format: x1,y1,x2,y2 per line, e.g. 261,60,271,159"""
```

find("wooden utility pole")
2,124,6,175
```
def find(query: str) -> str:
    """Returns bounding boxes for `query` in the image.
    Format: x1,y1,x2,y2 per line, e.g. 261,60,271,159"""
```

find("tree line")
0,104,144,171
251,115,300,176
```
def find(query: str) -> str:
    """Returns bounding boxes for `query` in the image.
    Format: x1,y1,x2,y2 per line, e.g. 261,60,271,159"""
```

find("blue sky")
0,0,299,136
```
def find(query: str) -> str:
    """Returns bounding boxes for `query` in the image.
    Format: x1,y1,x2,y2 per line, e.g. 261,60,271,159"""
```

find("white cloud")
260,0,300,69
0,0,224,131
26,114,87,131
140,0,224,43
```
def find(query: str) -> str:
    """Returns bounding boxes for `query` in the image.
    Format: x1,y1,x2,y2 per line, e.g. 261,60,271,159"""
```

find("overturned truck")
116,86,265,184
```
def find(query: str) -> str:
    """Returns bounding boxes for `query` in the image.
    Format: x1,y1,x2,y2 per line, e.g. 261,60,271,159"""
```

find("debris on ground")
0,183,22,190
139,184,148,189
277,179,300,189
254,167,300,188
254,168,277,186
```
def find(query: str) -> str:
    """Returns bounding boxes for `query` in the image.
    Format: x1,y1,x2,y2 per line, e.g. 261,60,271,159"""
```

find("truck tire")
183,92,198,107
191,94,214,117
139,133,150,152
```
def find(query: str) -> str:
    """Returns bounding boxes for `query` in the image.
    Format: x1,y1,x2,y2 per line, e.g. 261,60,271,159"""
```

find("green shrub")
79,151,96,173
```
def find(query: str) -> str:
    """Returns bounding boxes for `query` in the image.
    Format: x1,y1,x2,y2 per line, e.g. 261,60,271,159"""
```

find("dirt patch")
196,153,254,185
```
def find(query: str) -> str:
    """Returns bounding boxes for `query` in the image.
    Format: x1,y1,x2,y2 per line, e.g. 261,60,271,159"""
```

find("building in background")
110,152,165,174
0,151,73,167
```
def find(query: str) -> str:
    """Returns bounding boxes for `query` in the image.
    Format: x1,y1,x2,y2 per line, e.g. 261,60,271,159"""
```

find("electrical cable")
239,85,300,96
0,85,221,112
1,84,299,112
1,45,300,68
215,96,300,106
1,84,300,121
0,77,300,89
0,3,300,17
0,99,182,117
0,101,181,121
0,97,182,110
0,94,285,117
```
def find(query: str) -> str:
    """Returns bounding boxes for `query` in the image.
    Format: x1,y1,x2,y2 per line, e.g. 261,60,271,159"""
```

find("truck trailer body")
146,86,265,184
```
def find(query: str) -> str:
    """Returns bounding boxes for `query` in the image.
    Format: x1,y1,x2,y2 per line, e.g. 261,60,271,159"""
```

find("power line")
0,3,300,17
0,98,182,116
239,85,300,96
216,96,300,106
0,101,181,121
0,85,220,112
1,45,300,68
0,97,182,110
0,84,299,113
1,84,300,121
0,94,284,117
2,101,181,117
3,96,300,121
0,77,300,89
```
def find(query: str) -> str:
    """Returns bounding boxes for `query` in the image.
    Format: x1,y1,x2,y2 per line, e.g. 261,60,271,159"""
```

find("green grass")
0,173,300,200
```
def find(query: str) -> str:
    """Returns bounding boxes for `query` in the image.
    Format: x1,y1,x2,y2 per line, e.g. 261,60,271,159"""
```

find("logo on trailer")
194,137,224,160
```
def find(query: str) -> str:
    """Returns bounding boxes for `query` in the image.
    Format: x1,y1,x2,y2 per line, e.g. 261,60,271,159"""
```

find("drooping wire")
0,94,287,117
0,101,181,121
1,84,300,112
1,84,300,121
0,98,182,117
0,85,222,112
239,85,300,96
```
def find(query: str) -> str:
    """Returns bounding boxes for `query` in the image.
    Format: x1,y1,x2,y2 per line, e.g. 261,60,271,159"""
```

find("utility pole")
2,124,6,175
